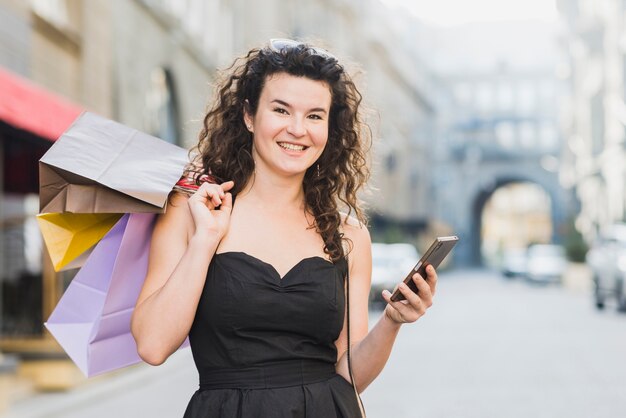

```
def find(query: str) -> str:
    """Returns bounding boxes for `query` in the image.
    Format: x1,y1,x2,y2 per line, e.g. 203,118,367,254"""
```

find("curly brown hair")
190,41,371,262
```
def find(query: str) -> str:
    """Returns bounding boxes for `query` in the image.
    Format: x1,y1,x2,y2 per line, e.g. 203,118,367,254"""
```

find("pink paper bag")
45,212,189,377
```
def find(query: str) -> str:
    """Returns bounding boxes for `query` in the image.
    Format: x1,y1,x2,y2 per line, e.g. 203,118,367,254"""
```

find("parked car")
586,223,626,311
501,247,528,278
525,244,567,284
370,243,419,307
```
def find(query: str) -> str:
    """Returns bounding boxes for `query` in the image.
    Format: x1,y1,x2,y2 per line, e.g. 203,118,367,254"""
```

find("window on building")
518,121,536,148
495,121,516,148
539,122,558,151
31,0,69,28
518,81,536,114
497,81,514,111
144,67,180,145
150,0,225,60
538,80,555,104
476,82,493,111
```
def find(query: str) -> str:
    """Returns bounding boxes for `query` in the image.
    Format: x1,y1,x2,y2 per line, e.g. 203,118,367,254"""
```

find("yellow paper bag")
37,213,123,271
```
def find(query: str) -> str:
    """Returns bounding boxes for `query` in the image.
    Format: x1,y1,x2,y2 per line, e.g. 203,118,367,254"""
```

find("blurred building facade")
409,21,572,265
0,0,435,400
438,65,570,264
558,0,626,240
0,0,230,398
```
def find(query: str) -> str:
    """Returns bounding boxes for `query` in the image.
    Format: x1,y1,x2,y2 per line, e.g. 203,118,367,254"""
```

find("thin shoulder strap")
346,256,366,417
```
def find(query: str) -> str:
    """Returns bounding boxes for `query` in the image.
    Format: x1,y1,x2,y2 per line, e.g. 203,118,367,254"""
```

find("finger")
382,289,394,304
382,288,417,318
210,189,223,207
425,265,438,296
191,183,218,209
219,192,233,214
412,274,433,307
188,183,210,203
210,182,235,206
198,182,223,207
206,184,224,206
196,181,216,195
398,281,423,308
187,194,214,215
381,290,403,314
395,282,427,316
382,289,404,309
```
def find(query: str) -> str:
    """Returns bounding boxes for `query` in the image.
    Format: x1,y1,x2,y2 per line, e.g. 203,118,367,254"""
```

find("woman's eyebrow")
271,99,328,114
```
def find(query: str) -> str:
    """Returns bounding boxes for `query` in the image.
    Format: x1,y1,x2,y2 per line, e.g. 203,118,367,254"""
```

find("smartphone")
389,236,459,302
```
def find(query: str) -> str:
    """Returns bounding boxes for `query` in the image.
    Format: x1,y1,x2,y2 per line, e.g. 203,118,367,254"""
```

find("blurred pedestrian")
131,38,438,418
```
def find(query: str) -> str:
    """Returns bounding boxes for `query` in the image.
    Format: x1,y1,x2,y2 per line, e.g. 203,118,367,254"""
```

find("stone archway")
469,179,558,266
442,158,571,266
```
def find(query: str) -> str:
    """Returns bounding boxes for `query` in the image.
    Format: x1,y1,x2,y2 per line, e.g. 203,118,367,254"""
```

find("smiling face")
244,72,332,179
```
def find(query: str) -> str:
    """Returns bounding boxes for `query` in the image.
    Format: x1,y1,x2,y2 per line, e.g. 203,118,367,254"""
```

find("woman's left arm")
334,221,437,393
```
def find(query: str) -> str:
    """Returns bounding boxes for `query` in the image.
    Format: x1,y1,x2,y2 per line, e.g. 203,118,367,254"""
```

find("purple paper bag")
45,212,189,377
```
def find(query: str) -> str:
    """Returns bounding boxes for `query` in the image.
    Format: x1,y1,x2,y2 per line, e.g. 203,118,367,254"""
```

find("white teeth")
278,142,306,151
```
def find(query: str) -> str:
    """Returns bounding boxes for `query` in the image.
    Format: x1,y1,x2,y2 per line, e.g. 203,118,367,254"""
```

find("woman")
131,39,437,417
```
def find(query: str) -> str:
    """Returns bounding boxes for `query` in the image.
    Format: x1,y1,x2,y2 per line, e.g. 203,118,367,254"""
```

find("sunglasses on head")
269,38,336,60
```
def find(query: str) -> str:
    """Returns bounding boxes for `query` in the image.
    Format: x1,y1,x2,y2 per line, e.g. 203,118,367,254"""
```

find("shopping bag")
39,111,189,214
36,213,123,271
44,213,189,377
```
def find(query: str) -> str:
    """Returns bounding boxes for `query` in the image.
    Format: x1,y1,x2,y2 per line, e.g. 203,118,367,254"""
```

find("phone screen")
389,236,459,302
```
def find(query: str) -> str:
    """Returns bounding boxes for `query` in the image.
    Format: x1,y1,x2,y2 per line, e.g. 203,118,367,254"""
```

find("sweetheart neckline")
214,251,338,281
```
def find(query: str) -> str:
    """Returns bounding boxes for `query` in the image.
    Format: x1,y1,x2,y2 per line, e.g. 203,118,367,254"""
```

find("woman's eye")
308,114,323,120
273,107,288,114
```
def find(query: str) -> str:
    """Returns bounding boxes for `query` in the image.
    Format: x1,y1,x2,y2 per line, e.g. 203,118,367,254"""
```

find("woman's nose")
286,117,306,137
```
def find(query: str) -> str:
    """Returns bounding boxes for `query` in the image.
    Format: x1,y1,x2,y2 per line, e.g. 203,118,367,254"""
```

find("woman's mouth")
277,142,308,151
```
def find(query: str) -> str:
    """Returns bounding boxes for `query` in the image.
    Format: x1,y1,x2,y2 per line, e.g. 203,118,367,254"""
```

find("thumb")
220,180,235,192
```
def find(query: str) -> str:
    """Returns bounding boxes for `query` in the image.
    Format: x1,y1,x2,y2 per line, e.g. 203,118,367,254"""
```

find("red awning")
0,67,83,142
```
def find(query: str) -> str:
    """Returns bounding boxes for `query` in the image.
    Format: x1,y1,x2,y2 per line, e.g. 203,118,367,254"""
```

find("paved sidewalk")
0,349,198,418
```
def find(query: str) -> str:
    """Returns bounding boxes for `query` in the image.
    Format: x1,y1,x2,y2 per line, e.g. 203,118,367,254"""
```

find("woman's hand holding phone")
381,265,437,324
380,236,458,324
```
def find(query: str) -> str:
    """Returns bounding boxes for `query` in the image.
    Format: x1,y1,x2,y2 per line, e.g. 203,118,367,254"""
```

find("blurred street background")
1,0,626,417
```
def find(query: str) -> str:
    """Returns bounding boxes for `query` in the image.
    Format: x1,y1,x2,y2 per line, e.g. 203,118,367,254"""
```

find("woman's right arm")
131,181,233,365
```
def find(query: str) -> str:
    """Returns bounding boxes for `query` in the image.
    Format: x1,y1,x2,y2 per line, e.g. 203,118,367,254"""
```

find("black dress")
183,251,361,418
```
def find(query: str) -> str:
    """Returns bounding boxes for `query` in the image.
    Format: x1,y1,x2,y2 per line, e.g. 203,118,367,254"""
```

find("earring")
247,124,252,131
316,164,320,177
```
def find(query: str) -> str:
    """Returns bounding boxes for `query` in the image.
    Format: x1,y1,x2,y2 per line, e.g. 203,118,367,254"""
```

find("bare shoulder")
154,192,194,241
166,191,191,211
341,213,371,245
340,212,371,258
